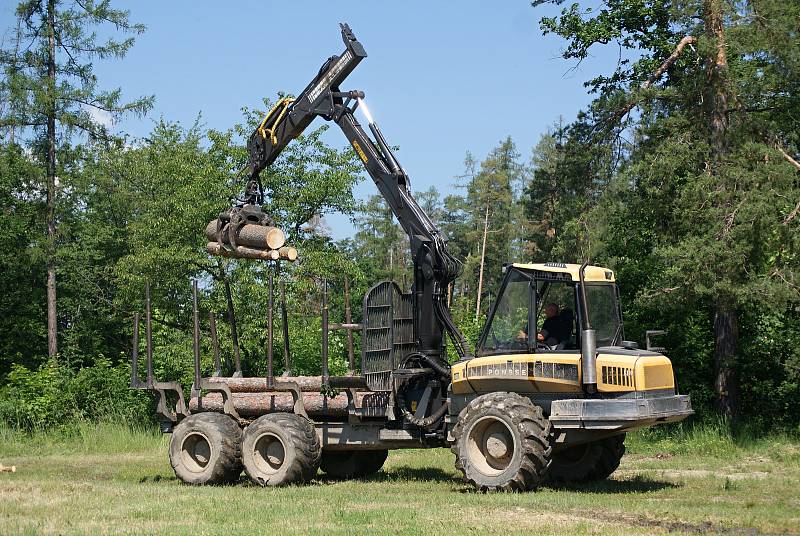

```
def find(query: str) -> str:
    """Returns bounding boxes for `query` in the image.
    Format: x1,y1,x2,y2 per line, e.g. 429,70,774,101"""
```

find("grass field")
1,422,798,535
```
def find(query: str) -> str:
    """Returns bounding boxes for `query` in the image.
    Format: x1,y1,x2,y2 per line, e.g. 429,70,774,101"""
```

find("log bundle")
204,220,297,262
205,376,366,393
205,221,285,250
189,391,386,419
206,242,297,261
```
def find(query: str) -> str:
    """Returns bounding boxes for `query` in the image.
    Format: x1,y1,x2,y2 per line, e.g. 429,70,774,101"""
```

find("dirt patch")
464,507,617,530
470,507,773,535
629,453,677,461
592,511,771,535
727,472,770,481
619,468,772,482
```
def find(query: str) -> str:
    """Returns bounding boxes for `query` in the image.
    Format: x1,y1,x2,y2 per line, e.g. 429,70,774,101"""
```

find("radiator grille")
601,365,634,388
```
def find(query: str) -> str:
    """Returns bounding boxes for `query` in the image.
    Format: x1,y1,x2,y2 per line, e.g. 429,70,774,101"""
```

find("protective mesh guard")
361,281,416,391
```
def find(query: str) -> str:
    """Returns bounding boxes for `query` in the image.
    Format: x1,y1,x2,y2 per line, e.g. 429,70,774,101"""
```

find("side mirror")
646,330,667,353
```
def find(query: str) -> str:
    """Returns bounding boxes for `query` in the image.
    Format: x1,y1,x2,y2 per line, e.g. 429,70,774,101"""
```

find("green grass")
1,422,798,535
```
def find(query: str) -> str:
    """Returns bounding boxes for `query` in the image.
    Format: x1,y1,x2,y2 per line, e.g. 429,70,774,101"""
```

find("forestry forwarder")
134,23,692,492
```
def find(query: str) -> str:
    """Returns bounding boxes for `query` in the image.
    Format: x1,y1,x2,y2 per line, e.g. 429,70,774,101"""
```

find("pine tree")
0,0,153,359
464,137,523,315
533,0,800,420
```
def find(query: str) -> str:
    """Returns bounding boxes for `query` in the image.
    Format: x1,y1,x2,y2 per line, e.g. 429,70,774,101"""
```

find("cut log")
190,391,382,418
277,246,298,261
206,242,279,261
205,221,286,250
205,375,368,393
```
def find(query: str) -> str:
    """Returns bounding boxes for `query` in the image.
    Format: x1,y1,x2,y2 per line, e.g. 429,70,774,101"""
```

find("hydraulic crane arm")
236,23,469,362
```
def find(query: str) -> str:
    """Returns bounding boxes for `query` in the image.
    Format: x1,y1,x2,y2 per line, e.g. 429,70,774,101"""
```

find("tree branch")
784,200,800,226
608,35,697,124
773,142,800,172
762,138,800,225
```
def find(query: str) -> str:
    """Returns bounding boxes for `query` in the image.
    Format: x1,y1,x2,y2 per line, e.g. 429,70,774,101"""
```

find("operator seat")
557,308,575,350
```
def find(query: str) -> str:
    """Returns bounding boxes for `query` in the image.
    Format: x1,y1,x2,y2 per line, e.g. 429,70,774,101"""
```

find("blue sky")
1,1,618,239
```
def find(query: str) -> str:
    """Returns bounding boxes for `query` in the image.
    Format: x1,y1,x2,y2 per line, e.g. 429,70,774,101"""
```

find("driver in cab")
516,303,565,348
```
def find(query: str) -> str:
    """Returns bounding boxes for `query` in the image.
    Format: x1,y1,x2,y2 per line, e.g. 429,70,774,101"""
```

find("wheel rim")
466,416,515,476
180,431,212,473
252,432,286,476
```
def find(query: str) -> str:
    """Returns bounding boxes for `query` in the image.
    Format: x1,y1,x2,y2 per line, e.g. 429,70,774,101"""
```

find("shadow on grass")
138,468,678,494
138,474,178,484
544,475,680,494
318,466,456,484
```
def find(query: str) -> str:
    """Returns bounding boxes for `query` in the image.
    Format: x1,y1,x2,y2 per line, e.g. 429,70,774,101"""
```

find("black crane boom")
237,23,469,363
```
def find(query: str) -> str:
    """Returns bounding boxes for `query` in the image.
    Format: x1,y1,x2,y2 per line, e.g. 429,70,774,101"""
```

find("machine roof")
511,263,615,283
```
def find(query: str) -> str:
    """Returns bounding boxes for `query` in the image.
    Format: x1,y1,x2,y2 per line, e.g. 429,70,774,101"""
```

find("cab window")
584,283,622,346
479,271,531,354
535,280,577,350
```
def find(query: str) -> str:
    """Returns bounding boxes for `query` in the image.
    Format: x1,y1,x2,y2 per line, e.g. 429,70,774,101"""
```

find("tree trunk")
704,0,729,156
223,277,242,374
475,204,490,321
46,0,58,359
7,20,22,144
704,0,739,420
713,301,739,420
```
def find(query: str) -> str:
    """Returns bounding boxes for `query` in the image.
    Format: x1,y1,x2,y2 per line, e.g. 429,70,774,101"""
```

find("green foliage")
351,194,412,286
447,310,485,364
0,144,47,371
531,0,800,426
0,1,798,436
463,138,526,309
0,0,154,142
737,308,800,432
0,359,151,430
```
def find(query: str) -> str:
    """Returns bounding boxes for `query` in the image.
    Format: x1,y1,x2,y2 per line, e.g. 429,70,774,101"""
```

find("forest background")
0,0,797,434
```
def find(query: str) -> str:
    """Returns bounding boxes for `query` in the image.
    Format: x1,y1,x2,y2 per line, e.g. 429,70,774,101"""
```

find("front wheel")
548,434,626,483
451,392,552,492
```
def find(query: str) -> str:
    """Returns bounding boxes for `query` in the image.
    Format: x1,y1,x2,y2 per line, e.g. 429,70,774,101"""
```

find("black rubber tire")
451,392,552,492
169,412,242,485
241,413,321,486
320,449,389,478
549,433,626,483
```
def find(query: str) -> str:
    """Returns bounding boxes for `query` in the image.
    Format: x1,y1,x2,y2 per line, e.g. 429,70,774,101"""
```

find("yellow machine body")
450,352,675,395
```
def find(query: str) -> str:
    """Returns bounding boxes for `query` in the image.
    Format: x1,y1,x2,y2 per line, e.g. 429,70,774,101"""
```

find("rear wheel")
320,449,389,479
452,392,551,492
169,412,242,485
549,434,626,483
241,413,321,486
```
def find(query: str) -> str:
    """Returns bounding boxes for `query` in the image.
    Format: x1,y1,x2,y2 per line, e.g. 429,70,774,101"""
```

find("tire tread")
451,392,552,492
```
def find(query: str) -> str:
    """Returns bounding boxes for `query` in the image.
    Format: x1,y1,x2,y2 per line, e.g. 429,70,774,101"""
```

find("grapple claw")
206,204,294,261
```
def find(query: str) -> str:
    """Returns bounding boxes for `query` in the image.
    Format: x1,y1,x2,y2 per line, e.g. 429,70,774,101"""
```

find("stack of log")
189,376,382,419
205,221,297,262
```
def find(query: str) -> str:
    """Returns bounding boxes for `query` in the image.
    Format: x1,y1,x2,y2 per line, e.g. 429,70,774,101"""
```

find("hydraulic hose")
399,398,449,429
394,352,451,430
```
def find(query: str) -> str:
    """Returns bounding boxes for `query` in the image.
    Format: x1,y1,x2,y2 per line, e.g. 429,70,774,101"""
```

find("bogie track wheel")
242,413,321,486
452,392,551,492
549,434,626,483
169,412,242,485
320,449,389,479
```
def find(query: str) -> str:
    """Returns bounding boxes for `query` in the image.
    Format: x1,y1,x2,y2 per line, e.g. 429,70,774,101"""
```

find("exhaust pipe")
579,261,597,393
